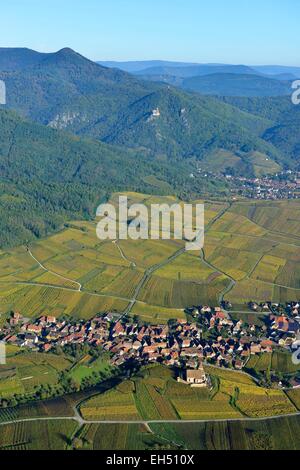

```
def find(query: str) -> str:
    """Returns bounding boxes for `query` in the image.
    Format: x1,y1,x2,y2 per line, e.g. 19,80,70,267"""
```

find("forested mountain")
0,48,299,248
0,48,299,201
134,64,259,79
0,48,285,164
101,87,280,162
0,108,201,248
220,96,300,164
0,48,156,133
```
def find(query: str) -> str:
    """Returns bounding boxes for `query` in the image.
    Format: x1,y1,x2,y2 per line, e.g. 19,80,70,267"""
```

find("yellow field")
206,366,296,418
132,303,186,323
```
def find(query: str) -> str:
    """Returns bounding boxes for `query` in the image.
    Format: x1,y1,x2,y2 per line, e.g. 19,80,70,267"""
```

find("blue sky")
0,0,299,65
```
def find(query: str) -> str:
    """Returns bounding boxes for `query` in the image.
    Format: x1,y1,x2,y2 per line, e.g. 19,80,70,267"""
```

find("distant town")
196,168,300,200
1,301,300,387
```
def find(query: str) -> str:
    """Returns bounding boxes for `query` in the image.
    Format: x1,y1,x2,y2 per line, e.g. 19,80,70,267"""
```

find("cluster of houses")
196,168,300,200
196,305,300,367
1,303,300,376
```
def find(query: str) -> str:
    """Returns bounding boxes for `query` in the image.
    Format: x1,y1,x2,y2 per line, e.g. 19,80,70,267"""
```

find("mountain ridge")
0,47,298,175
0,47,283,164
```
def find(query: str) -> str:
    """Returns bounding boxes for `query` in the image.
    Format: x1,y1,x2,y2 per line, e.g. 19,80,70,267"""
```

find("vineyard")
0,420,78,450
1,193,300,323
79,364,298,422
246,351,300,375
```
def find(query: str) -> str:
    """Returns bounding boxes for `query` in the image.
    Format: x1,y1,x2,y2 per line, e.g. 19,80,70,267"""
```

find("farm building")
185,365,206,385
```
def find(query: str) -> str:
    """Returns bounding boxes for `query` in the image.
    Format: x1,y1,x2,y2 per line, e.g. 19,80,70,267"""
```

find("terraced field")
1,194,300,321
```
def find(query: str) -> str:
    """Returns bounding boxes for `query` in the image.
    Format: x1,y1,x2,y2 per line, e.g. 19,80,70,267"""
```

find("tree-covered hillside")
0,108,223,248
220,96,300,165
0,48,289,168
0,47,49,71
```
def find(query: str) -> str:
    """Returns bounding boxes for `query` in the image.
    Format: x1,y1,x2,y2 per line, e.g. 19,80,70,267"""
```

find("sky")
0,0,299,65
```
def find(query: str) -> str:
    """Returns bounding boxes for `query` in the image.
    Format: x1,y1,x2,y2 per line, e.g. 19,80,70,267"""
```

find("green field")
0,351,72,398
0,420,78,450
246,351,300,376
165,416,300,450
67,354,113,384
2,415,300,450
0,346,113,402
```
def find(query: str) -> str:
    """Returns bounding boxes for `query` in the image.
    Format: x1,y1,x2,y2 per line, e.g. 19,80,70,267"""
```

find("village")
1,301,300,385
196,168,300,200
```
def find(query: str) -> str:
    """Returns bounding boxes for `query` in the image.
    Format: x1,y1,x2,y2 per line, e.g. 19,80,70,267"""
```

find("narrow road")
0,280,132,303
1,411,300,428
27,248,82,291
201,202,237,304
112,240,137,267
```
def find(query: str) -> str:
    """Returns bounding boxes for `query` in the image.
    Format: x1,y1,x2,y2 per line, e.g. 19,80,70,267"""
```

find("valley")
0,39,300,453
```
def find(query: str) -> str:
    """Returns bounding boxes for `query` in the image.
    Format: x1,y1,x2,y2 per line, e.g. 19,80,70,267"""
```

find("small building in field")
185,365,206,385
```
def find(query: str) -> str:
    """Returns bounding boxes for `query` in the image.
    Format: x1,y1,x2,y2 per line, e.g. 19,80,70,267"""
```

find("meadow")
0,345,114,401
0,351,72,398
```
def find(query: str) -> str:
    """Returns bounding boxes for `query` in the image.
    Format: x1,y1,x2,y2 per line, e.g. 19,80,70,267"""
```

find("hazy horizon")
0,0,299,66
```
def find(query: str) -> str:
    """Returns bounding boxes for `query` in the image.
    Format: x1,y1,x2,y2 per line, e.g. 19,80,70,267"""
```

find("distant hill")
252,65,300,79
96,59,300,80
134,64,259,79
220,96,300,164
97,60,199,73
181,73,292,97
